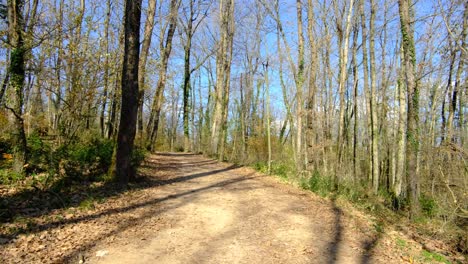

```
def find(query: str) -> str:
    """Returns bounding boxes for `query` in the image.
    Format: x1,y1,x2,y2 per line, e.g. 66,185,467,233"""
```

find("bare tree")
137,0,157,143
211,0,234,160
146,0,180,150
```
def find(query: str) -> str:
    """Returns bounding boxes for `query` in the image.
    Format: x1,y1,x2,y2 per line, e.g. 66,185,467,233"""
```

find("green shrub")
300,170,333,197
62,137,114,180
27,133,52,173
0,169,25,185
253,162,268,173
272,163,290,179
420,195,438,218
131,146,146,168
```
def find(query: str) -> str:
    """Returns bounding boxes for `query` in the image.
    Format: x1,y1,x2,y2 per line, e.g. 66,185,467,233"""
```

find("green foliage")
299,170,333,197
60,136,114,180
271,163,289,179
253,161,268,174
0,168,25,185
419,195,438,218
78,196,96,210
421,250,450,264
131,146,147,168
27,133,52,173
1,131,126,186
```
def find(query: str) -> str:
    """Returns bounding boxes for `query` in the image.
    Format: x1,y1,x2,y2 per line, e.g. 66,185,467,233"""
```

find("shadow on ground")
0,153,238,242
323,194,383,264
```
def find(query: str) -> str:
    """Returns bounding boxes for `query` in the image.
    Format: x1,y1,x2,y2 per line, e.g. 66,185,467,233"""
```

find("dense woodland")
0,0,467,248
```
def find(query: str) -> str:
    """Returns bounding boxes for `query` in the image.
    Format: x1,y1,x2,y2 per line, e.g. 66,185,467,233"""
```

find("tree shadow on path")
326,195,344,264
0,154,240,242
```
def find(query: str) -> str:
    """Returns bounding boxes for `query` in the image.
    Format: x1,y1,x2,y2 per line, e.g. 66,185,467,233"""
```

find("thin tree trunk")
183,0,194,152
336,0,354,184
306,0,317,172
146,0,179,150
394,44,407,199
351,22,359,182
369,0,380,193
211,0,234,159
447,2,467,143
137,0,157,143
360,0,372,183
295,0,305,171
264,60,271,174
100,0,111,137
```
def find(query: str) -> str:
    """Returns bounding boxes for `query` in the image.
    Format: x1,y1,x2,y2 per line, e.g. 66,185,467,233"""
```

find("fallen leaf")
96,250,109,257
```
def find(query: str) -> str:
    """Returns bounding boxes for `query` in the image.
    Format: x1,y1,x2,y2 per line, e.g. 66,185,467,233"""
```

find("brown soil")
0,153,447,263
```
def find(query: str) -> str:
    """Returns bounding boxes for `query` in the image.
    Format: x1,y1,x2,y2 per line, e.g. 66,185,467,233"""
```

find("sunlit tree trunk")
394,45,407,199
398,0,420,217
369,0,380,193
305,0,317,172
447,2,467,144
211,0,234,160
359,0,372,183
182,0,195,152
7,0,28,174
295,0,305,171
137,0,157,144
100,0,111,138
336,0,354,184
146,0,179,150
351,22,359,182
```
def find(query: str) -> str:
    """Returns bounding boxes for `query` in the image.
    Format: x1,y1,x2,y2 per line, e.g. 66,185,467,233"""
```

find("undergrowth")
0,132,147,186
249,159,467,260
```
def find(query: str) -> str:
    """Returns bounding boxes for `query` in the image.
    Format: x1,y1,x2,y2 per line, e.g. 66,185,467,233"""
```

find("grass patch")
396,237,408,248
299,170,333,197
78,196,97,211
420,250,450,264
0,169,25,185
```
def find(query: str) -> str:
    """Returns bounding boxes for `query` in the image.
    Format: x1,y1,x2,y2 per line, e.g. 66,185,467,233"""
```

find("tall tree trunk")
306,0,317,172
7,0,28,174
351,22,359,182
218,0,234,161
336,0,354,184
146,0,179,150
394,49,407,199
447,2,467,144
398,0,420,217
369,0,380,193
137,0,157,143
114,0,142,185
295,0,305,170
183,0,194,152
211,0,234,159
100,0,111,138
264,60,271,174
360,0,372,183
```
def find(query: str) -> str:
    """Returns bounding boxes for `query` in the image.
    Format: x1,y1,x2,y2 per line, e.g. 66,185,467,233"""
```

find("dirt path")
83,153,401,264
2,152,421,263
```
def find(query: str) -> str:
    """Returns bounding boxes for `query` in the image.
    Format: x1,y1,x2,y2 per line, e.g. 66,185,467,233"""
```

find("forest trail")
85,153,403,264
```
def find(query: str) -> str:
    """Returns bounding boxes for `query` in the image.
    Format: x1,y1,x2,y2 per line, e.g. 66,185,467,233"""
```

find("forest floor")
0,153,462,263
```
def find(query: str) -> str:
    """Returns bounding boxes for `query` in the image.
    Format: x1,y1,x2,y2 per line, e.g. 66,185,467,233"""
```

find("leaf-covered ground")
0,153,464,263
